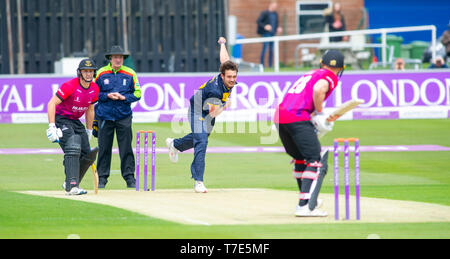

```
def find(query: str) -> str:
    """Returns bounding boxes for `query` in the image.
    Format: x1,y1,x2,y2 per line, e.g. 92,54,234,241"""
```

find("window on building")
296,1,331,34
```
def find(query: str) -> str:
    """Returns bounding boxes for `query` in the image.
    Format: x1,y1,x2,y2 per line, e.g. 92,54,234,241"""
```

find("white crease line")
180,217,211,226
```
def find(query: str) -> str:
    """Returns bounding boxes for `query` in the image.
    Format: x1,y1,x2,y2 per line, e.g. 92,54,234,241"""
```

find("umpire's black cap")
78,58,97,71
105,45,130,60
320,50,345,68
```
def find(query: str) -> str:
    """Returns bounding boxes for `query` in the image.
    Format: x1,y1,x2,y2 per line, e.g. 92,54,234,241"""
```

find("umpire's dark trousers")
97,115,135,181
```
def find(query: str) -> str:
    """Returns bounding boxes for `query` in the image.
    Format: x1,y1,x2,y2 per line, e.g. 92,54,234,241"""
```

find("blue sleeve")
123,71,142,104
96,77,109,102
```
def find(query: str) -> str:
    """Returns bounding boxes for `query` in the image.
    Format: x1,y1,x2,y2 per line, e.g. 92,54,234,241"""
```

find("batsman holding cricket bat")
46,59,100,195
273,50,345,217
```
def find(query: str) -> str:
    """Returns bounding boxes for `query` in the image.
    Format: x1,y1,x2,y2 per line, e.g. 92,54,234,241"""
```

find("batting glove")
47,123,63,143
311,113,334,138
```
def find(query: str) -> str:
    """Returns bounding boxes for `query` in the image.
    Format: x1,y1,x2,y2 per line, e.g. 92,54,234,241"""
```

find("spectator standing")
324,2,348,42
257,1,283,68
441,21,450,60
428,56,448,69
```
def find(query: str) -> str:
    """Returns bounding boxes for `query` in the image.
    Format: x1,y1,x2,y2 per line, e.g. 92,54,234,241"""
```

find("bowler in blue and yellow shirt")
166,37,238,193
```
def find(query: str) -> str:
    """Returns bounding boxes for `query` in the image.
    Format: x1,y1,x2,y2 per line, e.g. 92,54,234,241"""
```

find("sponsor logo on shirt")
72,106,88,112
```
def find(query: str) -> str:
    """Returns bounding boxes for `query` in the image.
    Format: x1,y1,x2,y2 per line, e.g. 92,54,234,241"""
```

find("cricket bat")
91,162,99,194
327,99,364,121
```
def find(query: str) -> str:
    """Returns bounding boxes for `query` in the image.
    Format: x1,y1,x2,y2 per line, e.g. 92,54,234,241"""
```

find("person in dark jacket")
257,1,283,68
324,2,348,42
441,21,450,60
428,56,448,69
93,46,142,188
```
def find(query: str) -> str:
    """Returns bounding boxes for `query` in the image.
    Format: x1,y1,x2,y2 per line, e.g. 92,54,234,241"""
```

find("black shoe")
126,178,136,188
98,178,107,188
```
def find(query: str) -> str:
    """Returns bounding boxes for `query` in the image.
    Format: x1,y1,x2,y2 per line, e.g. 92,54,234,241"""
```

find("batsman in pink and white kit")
46,59,100,195
274,50,345,217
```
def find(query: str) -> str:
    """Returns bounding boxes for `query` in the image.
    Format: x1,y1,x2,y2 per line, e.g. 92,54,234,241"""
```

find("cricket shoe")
295,204,328,217
194,181,208,193
62,182,88,194
98,177,107,188
126,178,136,188
65,187,88,196
166,138,179,163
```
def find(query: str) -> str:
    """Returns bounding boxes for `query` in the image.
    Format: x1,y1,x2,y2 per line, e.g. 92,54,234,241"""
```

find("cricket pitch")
20,188,450,225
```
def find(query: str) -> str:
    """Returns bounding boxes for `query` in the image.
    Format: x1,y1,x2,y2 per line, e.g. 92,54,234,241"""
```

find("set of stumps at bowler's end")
135,131,156,191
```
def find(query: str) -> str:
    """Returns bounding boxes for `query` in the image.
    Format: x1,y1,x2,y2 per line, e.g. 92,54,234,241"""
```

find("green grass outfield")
0,119,449,239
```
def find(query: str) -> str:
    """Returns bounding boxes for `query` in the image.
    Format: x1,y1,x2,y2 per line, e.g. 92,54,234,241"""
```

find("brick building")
227,0,365,67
